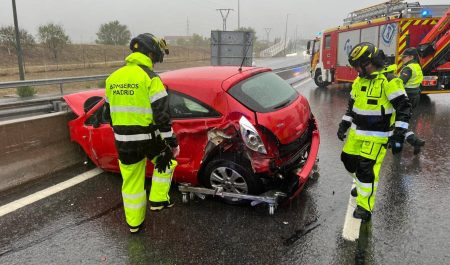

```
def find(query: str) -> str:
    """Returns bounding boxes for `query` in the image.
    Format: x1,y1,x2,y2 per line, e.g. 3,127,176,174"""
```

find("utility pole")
294,25,298,52
284,14,290,55
186,17,190,36
12,0,25,80
264,28,271,44
217,9,233,31
238,0,240,29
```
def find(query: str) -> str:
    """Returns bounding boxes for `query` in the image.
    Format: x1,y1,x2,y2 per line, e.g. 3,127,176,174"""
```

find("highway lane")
1,78,450,265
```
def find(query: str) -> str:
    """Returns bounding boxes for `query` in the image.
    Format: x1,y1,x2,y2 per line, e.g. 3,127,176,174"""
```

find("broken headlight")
239,116,267,154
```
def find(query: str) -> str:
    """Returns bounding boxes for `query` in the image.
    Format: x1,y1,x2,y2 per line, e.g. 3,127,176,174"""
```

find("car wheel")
202,155,264,203
314,69,330,88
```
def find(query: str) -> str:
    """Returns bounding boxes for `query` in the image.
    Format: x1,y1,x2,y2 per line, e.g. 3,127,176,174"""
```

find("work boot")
128,222,145,234
351,187,357,197
150,200,174,211
353,205,371,222
407,135,425,155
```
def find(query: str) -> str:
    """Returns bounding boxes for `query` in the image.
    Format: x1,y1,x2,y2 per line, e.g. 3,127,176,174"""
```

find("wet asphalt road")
1,78,450,265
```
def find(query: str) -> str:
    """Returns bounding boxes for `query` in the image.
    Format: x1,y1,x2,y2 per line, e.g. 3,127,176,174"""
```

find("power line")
216,9,233,31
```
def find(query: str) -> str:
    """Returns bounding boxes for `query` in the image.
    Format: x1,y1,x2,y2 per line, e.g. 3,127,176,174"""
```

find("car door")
168,90,223,184
85,101,119,172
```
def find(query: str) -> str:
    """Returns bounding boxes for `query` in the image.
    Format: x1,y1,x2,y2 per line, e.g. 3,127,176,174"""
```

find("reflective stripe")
350,125,391,138
160,130,173,139
356,187,372,197
351,123,393,137
355,178,378,189
405,131,414,138
342,115,353,122
387,90,406,101
152,176,171,183
395,121,409,129
150,90,168,103
110,106,153,114
123,201,147,209
353,106,394,115
114,133,152,141
355,129,392,137
122,191,146,200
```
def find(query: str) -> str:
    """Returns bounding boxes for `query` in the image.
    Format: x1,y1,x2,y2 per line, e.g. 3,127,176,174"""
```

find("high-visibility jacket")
341,71,411,144
105,52,177,163
383,64,398,74
400,61,423,93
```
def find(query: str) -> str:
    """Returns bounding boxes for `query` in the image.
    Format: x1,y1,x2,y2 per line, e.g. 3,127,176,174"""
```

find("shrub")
16,86,36,97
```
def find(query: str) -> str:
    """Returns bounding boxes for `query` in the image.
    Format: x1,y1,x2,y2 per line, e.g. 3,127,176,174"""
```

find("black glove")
337,120,351,141
389,128,406,155
155,145,174,173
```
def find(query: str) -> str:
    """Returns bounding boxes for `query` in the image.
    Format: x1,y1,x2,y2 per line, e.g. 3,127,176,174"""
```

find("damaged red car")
64,66,320,203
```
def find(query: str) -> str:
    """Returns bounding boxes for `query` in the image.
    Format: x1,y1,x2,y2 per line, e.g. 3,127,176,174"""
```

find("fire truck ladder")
344,0,421,25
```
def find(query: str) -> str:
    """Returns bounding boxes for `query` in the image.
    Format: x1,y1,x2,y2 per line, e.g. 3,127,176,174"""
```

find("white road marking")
293,78,313,88
0,168,103,217
342,184,362,241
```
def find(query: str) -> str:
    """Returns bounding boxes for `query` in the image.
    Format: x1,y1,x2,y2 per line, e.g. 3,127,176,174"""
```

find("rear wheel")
202,155,264,203
314,69,330,88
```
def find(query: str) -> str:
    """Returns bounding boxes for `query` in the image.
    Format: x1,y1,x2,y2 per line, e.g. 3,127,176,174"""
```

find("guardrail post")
59,83,64,95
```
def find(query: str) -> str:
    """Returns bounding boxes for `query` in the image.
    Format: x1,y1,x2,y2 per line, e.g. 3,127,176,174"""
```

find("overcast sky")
0,0,448,43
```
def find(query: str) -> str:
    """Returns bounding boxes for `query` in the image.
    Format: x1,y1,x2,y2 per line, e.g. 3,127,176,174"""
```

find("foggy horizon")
1,0,448,44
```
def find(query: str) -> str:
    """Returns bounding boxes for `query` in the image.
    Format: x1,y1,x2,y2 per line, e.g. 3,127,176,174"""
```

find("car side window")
169,91,221,119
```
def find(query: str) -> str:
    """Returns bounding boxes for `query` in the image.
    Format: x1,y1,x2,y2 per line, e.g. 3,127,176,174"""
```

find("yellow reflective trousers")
342,129,387,212
119,157,177,227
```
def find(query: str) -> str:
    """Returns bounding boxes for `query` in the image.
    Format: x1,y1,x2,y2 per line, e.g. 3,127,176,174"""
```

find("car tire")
202,154,264,203
314,69,330,88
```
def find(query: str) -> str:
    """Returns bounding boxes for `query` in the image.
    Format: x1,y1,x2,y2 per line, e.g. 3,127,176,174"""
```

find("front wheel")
314,69,330,88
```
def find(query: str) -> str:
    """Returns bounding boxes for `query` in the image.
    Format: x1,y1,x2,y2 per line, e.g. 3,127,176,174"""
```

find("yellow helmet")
348,42,385,68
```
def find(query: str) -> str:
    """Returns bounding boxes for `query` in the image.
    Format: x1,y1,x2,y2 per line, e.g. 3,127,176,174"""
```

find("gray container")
211,31,254,66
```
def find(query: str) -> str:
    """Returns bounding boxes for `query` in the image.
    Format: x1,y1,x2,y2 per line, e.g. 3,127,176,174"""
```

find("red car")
63,66,319,202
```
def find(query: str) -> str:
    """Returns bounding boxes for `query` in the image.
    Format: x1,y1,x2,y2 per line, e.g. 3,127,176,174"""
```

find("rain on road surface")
1,78,450,265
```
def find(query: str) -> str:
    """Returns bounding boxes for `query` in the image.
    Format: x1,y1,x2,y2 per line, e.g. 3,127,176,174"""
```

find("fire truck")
307,0,450,93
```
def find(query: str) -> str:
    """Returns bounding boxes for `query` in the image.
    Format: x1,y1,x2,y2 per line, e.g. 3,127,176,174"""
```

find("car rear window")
228,72,298,113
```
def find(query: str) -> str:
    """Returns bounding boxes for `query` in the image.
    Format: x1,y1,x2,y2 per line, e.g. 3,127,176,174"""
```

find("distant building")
164,36,191,45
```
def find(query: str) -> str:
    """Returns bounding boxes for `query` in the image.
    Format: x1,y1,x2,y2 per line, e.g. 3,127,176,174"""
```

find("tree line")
0,20,132,62
1,21,273,62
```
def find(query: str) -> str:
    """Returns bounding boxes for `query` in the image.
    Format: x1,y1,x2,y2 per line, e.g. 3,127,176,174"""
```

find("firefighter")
105,33,180,233
399,47,425,154
337,42,411,221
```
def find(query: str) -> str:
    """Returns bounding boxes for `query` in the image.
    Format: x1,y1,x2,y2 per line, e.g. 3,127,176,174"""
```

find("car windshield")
228,72,298,113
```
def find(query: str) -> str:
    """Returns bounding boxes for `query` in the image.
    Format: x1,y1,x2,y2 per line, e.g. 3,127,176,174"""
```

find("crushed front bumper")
285,118,320,202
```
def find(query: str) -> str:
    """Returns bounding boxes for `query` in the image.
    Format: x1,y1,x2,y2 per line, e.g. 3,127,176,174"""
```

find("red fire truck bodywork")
310,9,449,93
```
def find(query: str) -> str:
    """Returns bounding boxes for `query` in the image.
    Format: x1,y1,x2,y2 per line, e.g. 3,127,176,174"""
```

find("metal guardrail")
0,75,109,94
0,63,310,120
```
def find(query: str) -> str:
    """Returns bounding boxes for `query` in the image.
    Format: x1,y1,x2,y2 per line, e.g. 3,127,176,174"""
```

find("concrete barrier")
0,112,84,193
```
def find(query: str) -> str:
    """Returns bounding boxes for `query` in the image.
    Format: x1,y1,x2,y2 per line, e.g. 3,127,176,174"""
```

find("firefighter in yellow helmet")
399,47,425,154
105,33,179,233
337,42,412,221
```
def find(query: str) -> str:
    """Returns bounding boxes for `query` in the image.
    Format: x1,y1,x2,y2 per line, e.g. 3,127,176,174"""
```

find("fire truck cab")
308,0,450,93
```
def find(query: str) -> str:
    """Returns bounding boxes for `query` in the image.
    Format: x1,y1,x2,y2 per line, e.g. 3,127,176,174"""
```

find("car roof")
160,66,271,92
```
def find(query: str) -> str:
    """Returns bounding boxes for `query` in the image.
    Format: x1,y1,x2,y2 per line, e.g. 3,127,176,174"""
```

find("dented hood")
63,89,104,116
256,95,311,144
